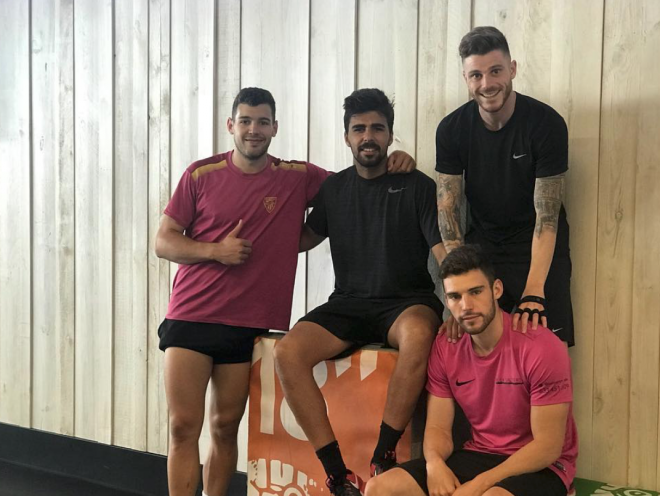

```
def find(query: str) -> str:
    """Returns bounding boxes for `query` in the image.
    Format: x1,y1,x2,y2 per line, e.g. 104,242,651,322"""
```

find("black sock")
372,422,404,461
316,440,348,480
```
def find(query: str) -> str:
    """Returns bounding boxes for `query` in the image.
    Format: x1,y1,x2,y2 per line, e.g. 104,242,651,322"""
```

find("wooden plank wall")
0,0,659,488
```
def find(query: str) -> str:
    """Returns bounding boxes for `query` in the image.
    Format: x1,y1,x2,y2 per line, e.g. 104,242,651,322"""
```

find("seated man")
365,244,578,496
274,88,446,496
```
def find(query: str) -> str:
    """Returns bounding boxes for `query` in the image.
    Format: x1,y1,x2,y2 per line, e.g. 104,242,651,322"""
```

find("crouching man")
366,244,577,496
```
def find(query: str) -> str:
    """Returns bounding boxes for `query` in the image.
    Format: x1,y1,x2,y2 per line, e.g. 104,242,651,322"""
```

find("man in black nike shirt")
274,88,447,496
435,26,574,346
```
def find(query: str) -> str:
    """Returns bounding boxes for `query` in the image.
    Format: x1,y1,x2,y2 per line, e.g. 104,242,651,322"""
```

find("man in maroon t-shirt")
154,87,415,496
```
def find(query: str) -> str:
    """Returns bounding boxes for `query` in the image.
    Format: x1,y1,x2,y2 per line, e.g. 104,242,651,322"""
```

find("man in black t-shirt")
436,26,574,346
274,89,446,496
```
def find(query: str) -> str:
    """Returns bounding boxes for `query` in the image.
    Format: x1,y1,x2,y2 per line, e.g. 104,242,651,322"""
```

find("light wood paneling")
147,0,171,456
416,0,471,176
357,0,418,158
113,0,149,450
30,0,75,435
306,0,356,310
241,0,310,327
73,0,114,443
628,1,660,488
0,0,31,428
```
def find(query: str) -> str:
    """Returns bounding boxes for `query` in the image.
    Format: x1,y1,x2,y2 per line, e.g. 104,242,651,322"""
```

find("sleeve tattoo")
436,173,464,249
533,173,566,236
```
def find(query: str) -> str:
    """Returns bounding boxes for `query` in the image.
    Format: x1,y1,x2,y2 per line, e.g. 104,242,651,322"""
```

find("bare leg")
202,361,252,496
165,347,214,496
274,322,351,449
365,468,426,496
384,305,439,430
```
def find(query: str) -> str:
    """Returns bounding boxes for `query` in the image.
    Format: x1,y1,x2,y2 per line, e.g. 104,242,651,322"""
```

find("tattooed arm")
436,173,464,255
514,173,566,332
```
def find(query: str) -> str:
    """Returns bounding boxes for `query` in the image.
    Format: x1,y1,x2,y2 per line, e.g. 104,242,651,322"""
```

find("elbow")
154,235,166,259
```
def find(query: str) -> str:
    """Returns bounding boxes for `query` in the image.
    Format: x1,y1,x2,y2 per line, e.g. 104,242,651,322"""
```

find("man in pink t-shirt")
366,245,578,496
154,87,415,496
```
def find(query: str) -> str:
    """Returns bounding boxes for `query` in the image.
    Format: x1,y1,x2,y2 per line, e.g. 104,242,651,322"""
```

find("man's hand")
452,478,489,496
512,291,547,333
439,315,463,343
387,150,416,173
427,459,461,496
213,219,252,265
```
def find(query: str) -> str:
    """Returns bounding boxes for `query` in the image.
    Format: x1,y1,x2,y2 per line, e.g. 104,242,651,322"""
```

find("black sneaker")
326,470,364,496
370,450,397,477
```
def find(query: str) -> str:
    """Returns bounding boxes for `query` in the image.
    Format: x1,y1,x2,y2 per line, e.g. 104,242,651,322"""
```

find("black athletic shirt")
306,167,441,298
436,93,570,256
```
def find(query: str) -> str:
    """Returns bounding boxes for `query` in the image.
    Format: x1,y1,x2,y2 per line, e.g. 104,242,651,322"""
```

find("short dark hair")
439,245,497,286
232,87,276,120
343,88,394,133
458,26,510,60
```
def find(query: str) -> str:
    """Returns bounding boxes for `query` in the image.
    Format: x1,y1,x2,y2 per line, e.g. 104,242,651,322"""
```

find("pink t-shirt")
164,151,330,330
427,311,578,489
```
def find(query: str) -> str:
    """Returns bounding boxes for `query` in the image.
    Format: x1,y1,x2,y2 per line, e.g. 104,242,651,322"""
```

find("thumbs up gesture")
214,219,252,265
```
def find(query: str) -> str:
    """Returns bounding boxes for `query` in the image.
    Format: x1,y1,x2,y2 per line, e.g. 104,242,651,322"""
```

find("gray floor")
0,460,143,496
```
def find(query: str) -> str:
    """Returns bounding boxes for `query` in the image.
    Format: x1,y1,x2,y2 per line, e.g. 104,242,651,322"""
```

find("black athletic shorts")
298,293,443,353
398,450,567,496
158,318,267,364
467,236,574,346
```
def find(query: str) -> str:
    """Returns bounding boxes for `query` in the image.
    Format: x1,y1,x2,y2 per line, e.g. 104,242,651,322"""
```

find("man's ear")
344,132,350,147
510,59,517,80
272,120,278,137
227,117,235,134
493,279,504,300
388,131,394,147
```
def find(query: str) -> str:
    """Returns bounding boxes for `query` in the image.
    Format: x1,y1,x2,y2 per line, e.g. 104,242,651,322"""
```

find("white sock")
202,492,210,496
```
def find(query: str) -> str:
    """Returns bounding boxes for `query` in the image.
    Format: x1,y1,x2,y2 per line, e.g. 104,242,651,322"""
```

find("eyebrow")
468,65,505,76
446,284,485,296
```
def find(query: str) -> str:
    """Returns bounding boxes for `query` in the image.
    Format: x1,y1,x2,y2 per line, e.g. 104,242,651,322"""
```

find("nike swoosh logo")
551,328,563,334
455,379,475,387
512,153,527,159
388,187,406,193
495,381,524,385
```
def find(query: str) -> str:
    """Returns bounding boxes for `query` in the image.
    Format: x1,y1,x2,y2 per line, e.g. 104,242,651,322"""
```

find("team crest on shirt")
263,197,277,213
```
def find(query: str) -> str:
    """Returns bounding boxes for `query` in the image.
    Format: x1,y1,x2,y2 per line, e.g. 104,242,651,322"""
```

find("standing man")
365,244,578,496
436,26,574,344
155,87,414,496
274,88,446,496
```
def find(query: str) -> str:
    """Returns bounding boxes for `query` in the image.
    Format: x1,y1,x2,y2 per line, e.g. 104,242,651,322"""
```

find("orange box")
247,334,416,496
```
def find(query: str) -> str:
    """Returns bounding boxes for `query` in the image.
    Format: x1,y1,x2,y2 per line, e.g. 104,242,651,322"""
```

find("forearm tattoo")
534,173,566,236
437,173,464,249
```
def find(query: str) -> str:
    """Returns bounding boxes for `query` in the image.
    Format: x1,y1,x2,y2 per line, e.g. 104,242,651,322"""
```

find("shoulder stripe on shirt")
191,159,228,180
272,160,307,172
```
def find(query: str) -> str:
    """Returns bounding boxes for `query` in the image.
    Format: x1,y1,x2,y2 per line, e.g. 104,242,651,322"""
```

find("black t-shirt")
306,167,441,298
436,93,570,256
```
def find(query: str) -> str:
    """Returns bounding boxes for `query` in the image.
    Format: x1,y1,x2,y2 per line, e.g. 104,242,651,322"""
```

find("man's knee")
365,471,414,496
169,412,204,446
483,487,513,496
365,475,388,496
208,409,242,445
274,330,317,374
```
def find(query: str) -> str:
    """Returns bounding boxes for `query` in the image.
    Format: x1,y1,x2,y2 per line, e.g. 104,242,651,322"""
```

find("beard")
473,79,513,114
353,142,387,168
458,298,497,336
234,136,271,161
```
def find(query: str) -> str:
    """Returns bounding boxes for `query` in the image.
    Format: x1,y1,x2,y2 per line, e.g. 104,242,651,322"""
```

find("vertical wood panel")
147,0,172,457
416,0,471,177
214,0,241,153
357,0,418,157
306,0,356,310
0,0,32,428
74,0,114,443
113,0,149,450
628,1,660,488
592,0,639,484
31,0,75,435
241,0,310,327
547,1,604,479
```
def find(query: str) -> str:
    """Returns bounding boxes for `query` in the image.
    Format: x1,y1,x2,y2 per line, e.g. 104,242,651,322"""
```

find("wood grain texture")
628,1,660,488
113,0,149,451
214,0,241,153
73,0,114,443
30,0,75,435
416,0,471,177
0,0,31,428
306,0,356,311
147,0,171,458
241,0,310,327
357,0,418,157
592,0,639,484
